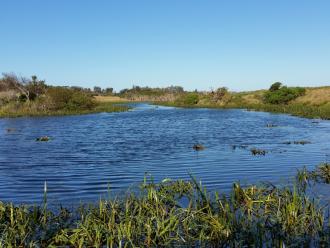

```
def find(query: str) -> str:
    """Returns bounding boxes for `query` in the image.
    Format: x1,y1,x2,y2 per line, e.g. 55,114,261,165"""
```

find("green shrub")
264,84,305,104
46,87,95,110
182,92,199,105
269,82,282,92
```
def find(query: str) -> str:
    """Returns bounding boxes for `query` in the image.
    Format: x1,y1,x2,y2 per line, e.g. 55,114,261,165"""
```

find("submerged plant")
266,123,278,128
36,136,50,142
298,163,330,184
193,144,205,151
250,148,267,156
283,140,311,145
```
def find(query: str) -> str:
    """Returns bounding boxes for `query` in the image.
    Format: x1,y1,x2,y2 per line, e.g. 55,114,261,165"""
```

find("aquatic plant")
283,140,311,145
293,140,311,145
193,144,205,151
0,169,328,247
36,136,50,142
297,163,330,185
266,123,278,127
250,148,267,156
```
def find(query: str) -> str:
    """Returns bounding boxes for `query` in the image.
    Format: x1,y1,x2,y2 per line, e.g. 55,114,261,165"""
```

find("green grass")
243,103,330,120
0,167,329,247
157,101,330,120
0,102,129,118
297,163,330,185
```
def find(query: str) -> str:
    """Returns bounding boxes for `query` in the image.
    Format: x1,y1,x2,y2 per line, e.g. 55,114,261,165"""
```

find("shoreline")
155,101,330,120
0,102,130,118
1,97,330,121
0,165,329,246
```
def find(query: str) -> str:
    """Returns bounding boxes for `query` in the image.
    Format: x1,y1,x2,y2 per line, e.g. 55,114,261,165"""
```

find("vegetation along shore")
0,164,329,247
115,82,330,120
153,83,330,120
1,72,330,119
0,73,128,118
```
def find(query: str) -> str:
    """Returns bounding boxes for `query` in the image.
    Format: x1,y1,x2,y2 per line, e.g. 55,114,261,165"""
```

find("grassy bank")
0,74,131,118
0,101,129,118
159,101,330,120
156,86,330,120
0,165,329,247
242,103,330,120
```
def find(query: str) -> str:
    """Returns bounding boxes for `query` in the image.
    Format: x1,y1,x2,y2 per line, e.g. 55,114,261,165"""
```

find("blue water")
0,103,329,205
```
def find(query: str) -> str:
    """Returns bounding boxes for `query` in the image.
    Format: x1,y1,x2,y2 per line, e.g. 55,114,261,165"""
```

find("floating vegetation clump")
266,123,278,127
250,148,267,156
193,144,205,151
294,140,311,145
297,163,330,185
283,140,311,145
36,136,50,142
0,169,328,247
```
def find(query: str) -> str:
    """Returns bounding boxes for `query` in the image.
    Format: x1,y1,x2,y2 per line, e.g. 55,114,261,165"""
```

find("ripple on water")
0,103,330,204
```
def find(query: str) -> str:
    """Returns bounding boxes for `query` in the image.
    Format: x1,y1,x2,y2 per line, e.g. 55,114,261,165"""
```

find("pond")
0,103,329,205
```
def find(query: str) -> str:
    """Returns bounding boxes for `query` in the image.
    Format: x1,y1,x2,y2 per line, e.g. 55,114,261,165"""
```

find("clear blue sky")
1,0,330,92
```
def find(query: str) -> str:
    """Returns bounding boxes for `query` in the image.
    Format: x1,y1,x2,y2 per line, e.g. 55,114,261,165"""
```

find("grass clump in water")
297,163,330,185
36,136,50,142
283,140,311,145
250,148,267,156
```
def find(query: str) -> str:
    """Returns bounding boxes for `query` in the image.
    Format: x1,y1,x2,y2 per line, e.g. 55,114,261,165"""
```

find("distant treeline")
117,85,185,101
2,72,330,119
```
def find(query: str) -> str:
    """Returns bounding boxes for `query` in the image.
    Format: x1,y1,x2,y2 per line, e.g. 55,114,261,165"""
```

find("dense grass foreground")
1,167,329,247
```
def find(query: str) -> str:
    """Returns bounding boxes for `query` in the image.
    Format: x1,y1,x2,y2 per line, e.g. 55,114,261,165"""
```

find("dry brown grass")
293,86,330,105
233,87,330,106
241,93,263,104
235,90,266,105
0,90,17,100
94,95,130,102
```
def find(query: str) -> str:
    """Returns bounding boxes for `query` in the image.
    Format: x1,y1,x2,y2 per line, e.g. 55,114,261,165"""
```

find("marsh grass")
157,101,330,120
250,148,267,156
297,163,330,185
0,102,129,118
1,168,329,247
283,140,311,145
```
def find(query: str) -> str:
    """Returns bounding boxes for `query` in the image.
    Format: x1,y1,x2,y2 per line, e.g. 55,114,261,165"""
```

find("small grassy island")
0,165,329,247
0,73,128,118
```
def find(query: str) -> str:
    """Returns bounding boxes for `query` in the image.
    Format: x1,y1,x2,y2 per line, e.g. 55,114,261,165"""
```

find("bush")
183,92,199,105
264,84,305,104
269,82,282,92
46,87,95,111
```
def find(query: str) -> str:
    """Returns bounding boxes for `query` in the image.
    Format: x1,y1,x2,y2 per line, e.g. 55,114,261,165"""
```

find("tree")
264,84,306,104
93,86,102,94
104,87,113,95
26,75,47,99
166,86,184,93
1,73,31,101
269,82,282,92
212,87,229,102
